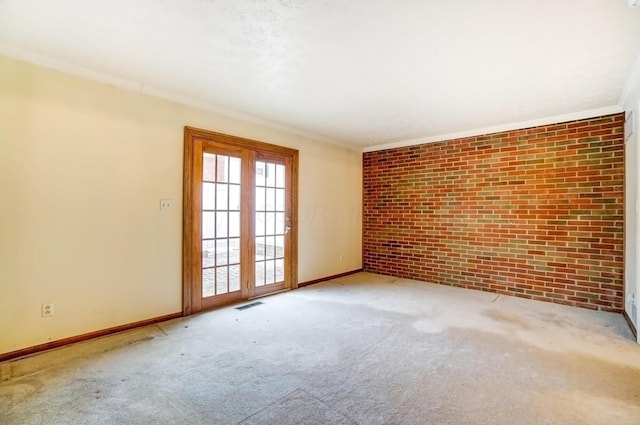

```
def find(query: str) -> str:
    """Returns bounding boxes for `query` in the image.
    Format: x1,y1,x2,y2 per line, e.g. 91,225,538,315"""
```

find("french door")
183,127,298,314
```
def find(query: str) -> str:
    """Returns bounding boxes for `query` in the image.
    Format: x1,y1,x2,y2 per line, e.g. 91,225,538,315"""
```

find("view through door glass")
202,153,242,298
183,127,298,315
255,161,286,287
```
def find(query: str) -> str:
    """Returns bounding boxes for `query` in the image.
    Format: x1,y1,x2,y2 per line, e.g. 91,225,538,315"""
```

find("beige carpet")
1,272,639,424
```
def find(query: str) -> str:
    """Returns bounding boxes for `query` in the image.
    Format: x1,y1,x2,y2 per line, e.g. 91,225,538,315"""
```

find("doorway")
182,127,298,315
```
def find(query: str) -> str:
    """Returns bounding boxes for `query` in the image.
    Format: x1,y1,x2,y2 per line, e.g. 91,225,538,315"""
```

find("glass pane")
265,236,276,259
275,258,284,282
202,212,215,239
228,212,240,238
217,156,229,183
229,238,240,264
275,213,285,235
216,238,228,266
201,154,242,300
229,184,241,210
276,164,285,188
255,186,266,212
275,188,285,212
256,161,266,187
275,235,284,258
265,212,276,236
266,163,276,187
203,183,216,210
216,212,228,238
229,265,240,291
266,188,275,211
203,154,216,182
216,184,228,210
255,212,266,237
256,236,266,260
202,268,215,297
202,240,215,268
216,266,228,294
265,260,275,285
229,157,241,184
255,261,265,286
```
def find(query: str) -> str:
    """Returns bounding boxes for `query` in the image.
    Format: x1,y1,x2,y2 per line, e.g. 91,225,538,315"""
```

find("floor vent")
235,301,264,311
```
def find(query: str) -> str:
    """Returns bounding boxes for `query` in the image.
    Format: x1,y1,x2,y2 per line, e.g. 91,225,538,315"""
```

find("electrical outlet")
41,303,54,318
160,199,171,211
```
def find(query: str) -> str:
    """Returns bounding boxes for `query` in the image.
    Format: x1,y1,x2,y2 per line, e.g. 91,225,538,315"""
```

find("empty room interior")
2,1,640,424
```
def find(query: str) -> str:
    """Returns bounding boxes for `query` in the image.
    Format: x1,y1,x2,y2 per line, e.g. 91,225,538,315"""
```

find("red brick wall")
363,114,625,311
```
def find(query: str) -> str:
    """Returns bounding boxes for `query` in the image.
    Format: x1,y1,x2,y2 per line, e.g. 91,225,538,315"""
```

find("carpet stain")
0,379,41,414
483,309,532,330
2,274,639,425
452,327,640,424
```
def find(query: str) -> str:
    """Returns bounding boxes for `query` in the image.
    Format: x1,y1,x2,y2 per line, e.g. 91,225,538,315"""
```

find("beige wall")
0,56,362,355
622,59,640,338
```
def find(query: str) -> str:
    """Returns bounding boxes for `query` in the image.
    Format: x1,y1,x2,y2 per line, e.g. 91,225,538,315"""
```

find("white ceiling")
1,0,639,150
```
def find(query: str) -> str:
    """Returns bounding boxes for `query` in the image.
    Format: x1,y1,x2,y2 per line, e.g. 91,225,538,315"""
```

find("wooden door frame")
182,126,299,316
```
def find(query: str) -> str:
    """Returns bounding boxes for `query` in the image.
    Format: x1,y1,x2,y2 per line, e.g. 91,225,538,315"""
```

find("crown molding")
1,44,631,155
0,44,358,152
362,106,624,153
0,44,143,92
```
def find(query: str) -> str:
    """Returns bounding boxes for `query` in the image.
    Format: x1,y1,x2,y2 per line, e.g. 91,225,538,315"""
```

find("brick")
363,113,624,312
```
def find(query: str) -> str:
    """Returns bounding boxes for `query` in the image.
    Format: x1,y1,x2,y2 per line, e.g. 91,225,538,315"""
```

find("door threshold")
249,288,290,300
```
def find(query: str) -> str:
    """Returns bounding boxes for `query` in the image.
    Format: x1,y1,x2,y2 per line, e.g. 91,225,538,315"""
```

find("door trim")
182,127,299,316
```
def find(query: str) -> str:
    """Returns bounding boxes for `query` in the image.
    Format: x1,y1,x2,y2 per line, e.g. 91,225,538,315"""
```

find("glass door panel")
255,161,286,288
202,153,242,298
